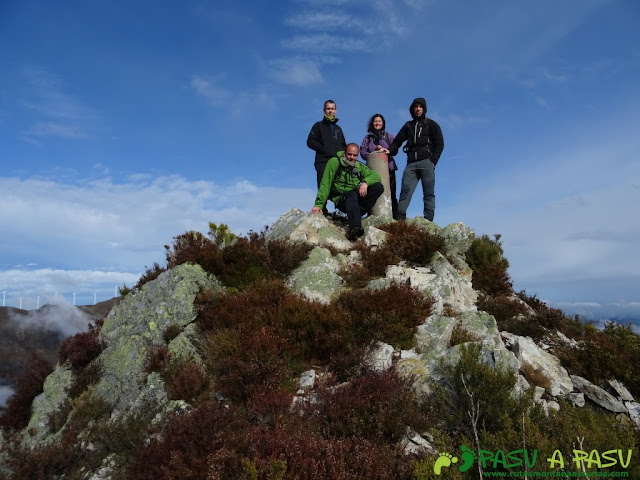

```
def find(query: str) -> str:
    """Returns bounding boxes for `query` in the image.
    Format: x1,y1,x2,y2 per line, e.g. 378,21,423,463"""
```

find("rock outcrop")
2,209,638,478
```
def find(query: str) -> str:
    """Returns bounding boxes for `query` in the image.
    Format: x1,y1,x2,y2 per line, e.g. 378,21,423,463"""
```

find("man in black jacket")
382,97,444,221
307,100,347,188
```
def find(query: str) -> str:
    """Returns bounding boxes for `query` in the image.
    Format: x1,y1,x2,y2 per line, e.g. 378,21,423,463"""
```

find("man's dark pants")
336,183,384,230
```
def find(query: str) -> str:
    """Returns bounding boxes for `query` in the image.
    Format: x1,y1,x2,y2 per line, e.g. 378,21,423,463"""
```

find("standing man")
307,100,347,189
310,143,383,241
381,97,444,222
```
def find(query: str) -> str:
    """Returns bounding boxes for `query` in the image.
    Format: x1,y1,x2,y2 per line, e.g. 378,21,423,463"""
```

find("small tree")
208,222,237,249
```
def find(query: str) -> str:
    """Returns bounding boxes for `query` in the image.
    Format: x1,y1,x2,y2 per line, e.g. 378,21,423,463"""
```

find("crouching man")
310,143,383,241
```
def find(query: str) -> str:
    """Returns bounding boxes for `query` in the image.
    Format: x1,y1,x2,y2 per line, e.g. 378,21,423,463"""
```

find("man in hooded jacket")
382,97,444,221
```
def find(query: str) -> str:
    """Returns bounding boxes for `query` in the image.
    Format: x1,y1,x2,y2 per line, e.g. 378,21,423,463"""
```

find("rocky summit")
1,209,639,479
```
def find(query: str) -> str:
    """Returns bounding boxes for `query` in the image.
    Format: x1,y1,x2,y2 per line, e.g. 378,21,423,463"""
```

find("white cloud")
282,34,367,52
266,57,324,86
190,75,230,106
23,122,89,139
19,66,98,143
284,12,353,30
0,174,316,302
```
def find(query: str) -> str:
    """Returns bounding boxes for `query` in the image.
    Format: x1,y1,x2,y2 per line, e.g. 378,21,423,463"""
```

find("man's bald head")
344,143,359,166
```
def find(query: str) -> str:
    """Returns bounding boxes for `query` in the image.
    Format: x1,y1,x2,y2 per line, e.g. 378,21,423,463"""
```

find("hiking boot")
347,226,365,241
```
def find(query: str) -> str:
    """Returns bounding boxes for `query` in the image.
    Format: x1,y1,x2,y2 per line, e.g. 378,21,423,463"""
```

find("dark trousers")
389,169,398,218
336,183,384,230
315,162,327,188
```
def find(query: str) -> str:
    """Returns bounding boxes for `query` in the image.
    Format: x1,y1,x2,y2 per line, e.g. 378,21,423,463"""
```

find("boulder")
266,208,352,251
287,246,345,304
501,332,573,397
570,375,628,413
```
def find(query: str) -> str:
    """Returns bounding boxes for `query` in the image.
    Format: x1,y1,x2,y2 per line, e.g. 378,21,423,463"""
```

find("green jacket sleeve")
314,156,340,208
358,163,382,186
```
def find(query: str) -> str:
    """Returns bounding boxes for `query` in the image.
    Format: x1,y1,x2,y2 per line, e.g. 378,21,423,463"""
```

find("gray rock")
547,400,560,412
401,430,438,456
94,263,220,412
603,379,634,402
567,392,585,407
363,226,387,248
287,246,344,304
266,208,352,251
365,342,394,371
512,374,531,399
501,332,574,397
571,375,628,413
625,401,640,429
382,253,477,315
299,370,316,390
23,365,73,446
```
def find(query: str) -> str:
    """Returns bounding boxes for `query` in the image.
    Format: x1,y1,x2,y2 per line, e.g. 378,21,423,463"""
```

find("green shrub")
134,262,166,290
427,343,523,440
208,222,237,248
466,234,512,295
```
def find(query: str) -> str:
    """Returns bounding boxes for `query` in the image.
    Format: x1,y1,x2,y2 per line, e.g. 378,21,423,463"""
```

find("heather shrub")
4,431,80,480
57,322,104,370
520,363,552,390
248,428,414,480
212,326,292,403
145,346,211,402
198,279,352,367
379,221,446,266
466,234,512,295
341,221,446,286
341,241,398,287
477,293,535,334
335,282,434,349
163,323,181,342
134,262,166,290
166,359,211,402
449,324,483,346
518,291,586,339
310,368,429,443
67,361,102,399
0,353,53,431
166,229,311,290
165,230,223,273
125,401,252,480
246,386,293,428
556,322,640,397
117,283,132,297
145,344,170,373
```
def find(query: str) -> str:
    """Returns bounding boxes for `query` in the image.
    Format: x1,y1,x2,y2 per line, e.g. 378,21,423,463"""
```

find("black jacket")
388,97,444,165
307,117,347,164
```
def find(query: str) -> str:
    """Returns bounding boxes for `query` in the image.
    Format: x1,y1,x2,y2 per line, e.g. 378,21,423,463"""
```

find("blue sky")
0,0,639,321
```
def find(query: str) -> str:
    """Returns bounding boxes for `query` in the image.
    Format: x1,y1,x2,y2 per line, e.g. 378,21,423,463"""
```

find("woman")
359,113,398,217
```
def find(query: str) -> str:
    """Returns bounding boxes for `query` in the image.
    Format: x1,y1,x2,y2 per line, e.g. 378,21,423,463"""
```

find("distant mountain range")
548,301,640,333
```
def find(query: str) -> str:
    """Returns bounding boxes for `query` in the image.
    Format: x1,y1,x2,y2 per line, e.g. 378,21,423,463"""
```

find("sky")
0,0,639,322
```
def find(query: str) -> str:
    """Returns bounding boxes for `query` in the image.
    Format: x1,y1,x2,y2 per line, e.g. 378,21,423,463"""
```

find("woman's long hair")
367,113,386,133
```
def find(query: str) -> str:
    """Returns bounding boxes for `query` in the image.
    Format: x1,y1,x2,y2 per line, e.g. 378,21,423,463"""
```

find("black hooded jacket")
388,97,444,165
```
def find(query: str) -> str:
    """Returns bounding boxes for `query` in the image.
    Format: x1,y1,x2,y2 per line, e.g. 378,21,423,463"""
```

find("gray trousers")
396,159,435,221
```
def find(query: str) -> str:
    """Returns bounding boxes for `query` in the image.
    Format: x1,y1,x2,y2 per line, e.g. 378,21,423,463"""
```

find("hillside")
0,298,121,388
0,209,638,479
